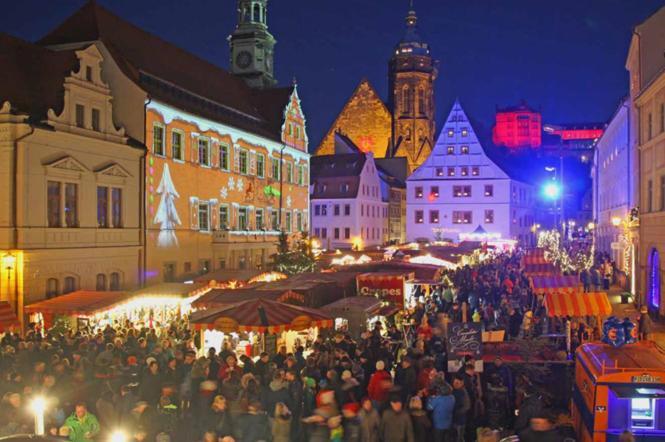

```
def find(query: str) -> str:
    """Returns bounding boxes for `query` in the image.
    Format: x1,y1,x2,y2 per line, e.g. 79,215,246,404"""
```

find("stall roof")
191,298,333,333
543,292,611,317
0,301,19,332
350,262,440,280
193,269,263,284
192,288,299,309
130,282,210,298
322,296,382,314
531,275,580,294
25,291,133,316
578,342,665,379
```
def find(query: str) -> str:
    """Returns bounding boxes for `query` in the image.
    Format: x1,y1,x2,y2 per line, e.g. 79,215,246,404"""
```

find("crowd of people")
0,251,603,442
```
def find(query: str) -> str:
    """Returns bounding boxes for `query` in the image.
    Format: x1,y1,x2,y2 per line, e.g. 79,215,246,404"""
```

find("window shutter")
209,199,218,230
233,145,240,173
210,139,218,167
249,151,256,176
189,197,199,230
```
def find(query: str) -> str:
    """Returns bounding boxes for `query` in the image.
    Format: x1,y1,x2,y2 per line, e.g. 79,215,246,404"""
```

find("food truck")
573,342,665,441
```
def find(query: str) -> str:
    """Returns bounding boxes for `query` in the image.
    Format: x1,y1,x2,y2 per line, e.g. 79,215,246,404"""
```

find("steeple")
406,0,417,28
229,0,277,89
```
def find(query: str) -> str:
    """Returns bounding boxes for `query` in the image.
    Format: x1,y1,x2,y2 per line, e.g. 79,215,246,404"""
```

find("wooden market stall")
531,275,582,295
193,288,305,309
523,248,557,275
573,342,665,441
322,296,399,339
191,298,334,357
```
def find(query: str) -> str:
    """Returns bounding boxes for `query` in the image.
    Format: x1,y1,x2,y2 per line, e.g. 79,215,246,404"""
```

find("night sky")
2,0,664,149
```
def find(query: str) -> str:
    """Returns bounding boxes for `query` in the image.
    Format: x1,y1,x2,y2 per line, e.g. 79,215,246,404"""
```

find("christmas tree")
154,163,181,247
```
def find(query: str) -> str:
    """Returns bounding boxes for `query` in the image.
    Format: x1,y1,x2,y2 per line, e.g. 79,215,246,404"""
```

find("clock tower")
228,0,277,89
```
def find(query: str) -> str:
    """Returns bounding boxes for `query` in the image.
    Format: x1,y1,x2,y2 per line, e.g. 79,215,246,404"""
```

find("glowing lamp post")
30,396,46,436
110,430,128,442
611,216,622,227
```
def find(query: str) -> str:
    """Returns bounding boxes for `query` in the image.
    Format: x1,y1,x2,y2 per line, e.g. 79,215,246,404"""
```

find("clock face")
236,51,252,69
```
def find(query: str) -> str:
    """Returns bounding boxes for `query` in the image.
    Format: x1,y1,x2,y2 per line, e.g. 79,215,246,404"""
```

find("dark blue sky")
2,0,664,148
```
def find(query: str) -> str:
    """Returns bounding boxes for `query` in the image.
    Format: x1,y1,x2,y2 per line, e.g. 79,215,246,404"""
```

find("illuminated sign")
631,374,661,384
357,273,411,308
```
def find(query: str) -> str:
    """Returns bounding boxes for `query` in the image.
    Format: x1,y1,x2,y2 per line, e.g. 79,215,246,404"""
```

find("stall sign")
448,322,482,360
291,315,312,331
213,317,239,333
277,291,306,305
357,273,411,308
631,374,661,383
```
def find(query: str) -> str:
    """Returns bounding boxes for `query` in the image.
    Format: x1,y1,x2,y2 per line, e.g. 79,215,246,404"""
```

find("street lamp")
611,216,622,227
30,396,47,436
110,430,128,442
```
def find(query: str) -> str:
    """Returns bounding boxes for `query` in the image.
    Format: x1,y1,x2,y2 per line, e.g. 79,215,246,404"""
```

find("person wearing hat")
339,370,360,406
380,396,415,442
367,360,392,410
139,359,163,406
342,402,361,442
427,379,455,442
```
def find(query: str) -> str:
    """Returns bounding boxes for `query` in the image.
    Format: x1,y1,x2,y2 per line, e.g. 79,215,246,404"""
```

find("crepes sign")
356,272,412,308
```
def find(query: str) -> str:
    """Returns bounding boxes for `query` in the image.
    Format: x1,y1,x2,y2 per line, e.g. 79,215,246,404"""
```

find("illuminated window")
256,153,265,178
453,211,472,224
472,167,479,176
485,210,494,224
448,167,455,177
485,185,494,197
198,202,210,231
461,145,469,154
153,124,164,155
239,149,249,174
447,129,454,137
219,144,230,171
461,167,468,176
453,186,471,197
415,186,423,198
461,128,468,137
447,146,454,155
430,186,439,198
415,210,424,224
429,210,439,223
295,126,301,139
436,167,444,177
198,138,210,166
219,205,229,228
172,131,184,161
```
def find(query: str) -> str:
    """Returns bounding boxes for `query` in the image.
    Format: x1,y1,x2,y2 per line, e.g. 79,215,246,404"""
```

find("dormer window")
462,128,469,137
461,146,469,154
447,129,454,137
447,146,454,155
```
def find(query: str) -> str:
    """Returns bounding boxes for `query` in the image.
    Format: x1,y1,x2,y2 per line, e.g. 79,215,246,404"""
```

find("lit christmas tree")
154,163,181,247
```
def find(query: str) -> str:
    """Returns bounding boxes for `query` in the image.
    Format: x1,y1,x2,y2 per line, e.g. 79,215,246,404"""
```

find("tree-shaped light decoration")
154,163,181,247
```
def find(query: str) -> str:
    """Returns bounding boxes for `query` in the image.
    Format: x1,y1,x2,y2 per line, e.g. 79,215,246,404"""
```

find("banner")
447,322,482,360
356,273,410,308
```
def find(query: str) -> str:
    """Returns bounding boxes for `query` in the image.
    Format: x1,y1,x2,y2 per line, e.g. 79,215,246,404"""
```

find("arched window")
110,272,121,291
648,248,661,310
262,5,267,24
63,276,76,294
46,278,59,299
418,87,426,115
253,3,261,22
402,86,412,115
96,274,107,291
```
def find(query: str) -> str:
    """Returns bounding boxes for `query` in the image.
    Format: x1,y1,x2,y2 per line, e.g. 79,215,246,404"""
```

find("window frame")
153,122,165,156
256,153,265,178
219,144,230,171
198,137,211,167
198,201,210,232
171,129,185,162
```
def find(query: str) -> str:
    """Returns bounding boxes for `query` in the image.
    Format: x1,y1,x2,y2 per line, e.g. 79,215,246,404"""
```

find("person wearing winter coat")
514,388,543,434
380,398,414,442
451,375,470,442
261,372,290,418
427,382,455,442
367,360,392,408
342,402,362,442
271,402,292,442
236,401,271,442
358,397,380,442
394,357,418,402
408,396,431,442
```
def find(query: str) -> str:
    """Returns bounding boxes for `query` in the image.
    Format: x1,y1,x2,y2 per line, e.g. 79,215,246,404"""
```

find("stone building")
406,100,535,244
316,4,436,173
0,36,143,321
0,0,311,317
627,5,665,316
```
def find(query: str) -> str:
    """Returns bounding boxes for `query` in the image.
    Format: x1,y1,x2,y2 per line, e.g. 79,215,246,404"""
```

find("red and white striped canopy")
191,298,333,333
531,275,581,294
544,292,612,317
0,301,19,332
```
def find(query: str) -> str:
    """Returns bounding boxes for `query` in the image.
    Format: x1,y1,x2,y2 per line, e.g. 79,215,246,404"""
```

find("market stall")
357,272,414,308
191,298,334,357
0,301,20,333
193,288,305,309
523,248,557,275
322,296,399,339
193,268,265,288
531,275,582,295
573,342,665,441
543,292,612,317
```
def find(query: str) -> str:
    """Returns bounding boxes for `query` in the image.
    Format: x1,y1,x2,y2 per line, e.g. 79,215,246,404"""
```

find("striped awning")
25,291,132,316
544,292,612,317
191,298,333,333
531,275,581,294
0,302,19,332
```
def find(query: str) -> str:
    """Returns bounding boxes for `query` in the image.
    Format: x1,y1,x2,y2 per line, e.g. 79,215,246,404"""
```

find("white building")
310,152,388,249
592,98,638,273
406,100,534,244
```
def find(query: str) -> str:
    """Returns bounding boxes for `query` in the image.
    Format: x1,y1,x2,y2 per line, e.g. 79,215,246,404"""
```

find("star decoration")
237,177,245,192
228,177,235,191
219,187,228,200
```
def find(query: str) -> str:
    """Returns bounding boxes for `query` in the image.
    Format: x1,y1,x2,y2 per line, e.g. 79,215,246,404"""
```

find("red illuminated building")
492,101,542,149
543,124,604,141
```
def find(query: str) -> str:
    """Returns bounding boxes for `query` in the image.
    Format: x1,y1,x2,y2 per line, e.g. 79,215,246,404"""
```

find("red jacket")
367,369,392,402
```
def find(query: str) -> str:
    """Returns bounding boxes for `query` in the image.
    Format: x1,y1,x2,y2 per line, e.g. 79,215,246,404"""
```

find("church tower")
388,2,437,172
228,0,277,89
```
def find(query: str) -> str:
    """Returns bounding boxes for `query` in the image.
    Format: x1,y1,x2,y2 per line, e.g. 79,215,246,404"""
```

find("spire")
406,0,417,27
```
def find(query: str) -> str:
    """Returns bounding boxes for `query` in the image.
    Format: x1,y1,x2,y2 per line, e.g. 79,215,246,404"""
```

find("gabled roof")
310,153,367,199
0,33,78,119
37,1,292,142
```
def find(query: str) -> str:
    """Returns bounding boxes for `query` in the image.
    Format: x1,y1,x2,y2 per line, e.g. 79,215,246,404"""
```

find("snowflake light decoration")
286,195,292,208
219,187,228,200
228,176,235,191
237,177,244,192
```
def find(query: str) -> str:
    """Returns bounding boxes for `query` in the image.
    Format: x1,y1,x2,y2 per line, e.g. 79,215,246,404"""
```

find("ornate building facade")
316,5,436,173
